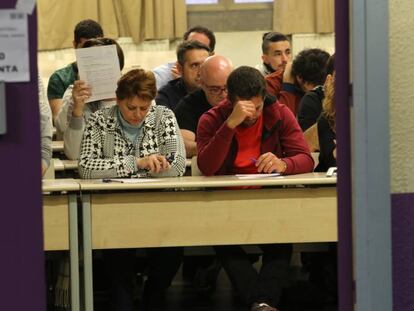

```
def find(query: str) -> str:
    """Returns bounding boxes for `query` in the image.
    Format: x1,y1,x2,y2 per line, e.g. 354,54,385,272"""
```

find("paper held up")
76,44,121,103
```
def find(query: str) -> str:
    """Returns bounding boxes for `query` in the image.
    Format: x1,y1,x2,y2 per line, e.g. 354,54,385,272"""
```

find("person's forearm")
49,99,62,121
197,122,235,176
79,155,137,179
282,153,314,174
64,117,84,160
184,139,198,158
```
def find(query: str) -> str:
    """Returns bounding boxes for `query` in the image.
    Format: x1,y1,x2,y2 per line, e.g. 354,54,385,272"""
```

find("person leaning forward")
197,66,314,311
79,68,186,311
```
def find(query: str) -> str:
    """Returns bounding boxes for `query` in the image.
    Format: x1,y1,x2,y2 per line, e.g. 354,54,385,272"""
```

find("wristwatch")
280,160,287,173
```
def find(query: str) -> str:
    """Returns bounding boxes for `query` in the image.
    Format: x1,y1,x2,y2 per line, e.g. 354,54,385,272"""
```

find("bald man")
175,55,233,157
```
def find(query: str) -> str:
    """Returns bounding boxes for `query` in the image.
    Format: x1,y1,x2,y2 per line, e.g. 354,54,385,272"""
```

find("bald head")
200,55,233,107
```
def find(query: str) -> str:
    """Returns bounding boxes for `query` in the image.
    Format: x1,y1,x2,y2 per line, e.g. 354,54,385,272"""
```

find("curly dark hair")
227,66,266,104
292,48,330,86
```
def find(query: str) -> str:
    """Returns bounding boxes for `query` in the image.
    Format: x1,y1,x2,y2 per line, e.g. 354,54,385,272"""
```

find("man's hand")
226,100,256,129
72,80,91,117
171,62,181,79
256,152,287,174
136,154,171,173
282,62,294,84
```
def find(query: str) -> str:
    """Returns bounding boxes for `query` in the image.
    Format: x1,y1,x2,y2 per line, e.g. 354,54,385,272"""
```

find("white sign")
76,45,121,103
15,0,36,15
0,10,29,82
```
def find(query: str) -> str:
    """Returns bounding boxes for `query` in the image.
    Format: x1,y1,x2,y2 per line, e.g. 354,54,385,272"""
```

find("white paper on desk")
76,45,121,103
235,173,282,179
0,10,29,82
107,178,161,183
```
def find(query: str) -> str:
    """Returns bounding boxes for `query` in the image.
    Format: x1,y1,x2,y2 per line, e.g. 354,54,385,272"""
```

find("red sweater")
197,96,314,176
265,70,302,116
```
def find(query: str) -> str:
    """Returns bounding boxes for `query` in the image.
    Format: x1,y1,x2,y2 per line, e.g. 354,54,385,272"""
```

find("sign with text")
0,10,29,82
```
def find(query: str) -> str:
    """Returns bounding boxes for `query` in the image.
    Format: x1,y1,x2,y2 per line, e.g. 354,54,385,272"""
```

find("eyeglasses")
204,84,227,95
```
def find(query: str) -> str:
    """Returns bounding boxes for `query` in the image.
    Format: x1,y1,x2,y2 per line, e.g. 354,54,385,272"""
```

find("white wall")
38,31,335,88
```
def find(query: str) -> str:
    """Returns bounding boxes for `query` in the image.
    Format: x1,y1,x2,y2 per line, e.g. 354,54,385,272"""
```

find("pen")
102,178,124,183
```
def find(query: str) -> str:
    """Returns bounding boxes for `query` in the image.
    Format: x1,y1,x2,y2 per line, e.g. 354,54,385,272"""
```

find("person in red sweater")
197,66,314,311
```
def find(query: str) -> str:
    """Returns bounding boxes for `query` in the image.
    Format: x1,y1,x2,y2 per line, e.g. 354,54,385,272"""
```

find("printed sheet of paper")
0,10,29,82
76,45,121,103
235,173,282,180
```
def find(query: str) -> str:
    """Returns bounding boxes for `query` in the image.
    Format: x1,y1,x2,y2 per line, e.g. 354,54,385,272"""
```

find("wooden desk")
42,179,80,311
62,159,78,170
51,159,79,172
52,158,65,171
78,173,336,311
52,140,64,152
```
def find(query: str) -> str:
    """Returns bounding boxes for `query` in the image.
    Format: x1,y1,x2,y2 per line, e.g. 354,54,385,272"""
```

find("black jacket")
298,86,324,131
155,78,188,112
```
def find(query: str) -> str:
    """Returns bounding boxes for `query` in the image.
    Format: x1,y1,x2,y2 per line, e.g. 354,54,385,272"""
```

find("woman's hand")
136,154,171,173
256,152,287,174
72,80,91,117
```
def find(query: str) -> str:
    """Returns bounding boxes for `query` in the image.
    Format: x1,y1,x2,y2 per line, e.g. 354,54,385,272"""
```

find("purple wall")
392,193,414,311
335,1,353,311
0,1,45,311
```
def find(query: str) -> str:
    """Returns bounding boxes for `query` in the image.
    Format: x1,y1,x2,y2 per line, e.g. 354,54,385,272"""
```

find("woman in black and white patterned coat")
79,68,186,311
78,68,186,179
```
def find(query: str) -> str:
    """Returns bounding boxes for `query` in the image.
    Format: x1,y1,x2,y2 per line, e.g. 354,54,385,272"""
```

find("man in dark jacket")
197,66,314,311
297,53,334,131
155,40,210,112
175,54,233,157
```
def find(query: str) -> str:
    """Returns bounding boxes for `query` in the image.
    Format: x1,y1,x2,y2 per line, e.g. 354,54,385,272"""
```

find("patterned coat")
78,103,186,179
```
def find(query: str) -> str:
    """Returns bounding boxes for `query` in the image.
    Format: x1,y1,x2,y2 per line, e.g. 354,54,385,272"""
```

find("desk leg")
68,193,80,311
82,193,94,311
